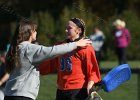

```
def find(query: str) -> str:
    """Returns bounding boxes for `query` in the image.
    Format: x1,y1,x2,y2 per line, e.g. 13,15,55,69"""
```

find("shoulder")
86,45,94,51
90,34,95,38
122,28,129,32
98,31,104,35
122,28,130,34
19,41,39,49
26,43,41,51
77,45,94,53
19,41,41,54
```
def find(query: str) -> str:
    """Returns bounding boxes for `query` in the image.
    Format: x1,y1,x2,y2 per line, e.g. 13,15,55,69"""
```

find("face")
94,27,99,33
116,25,122,30
31,30,37,42
65,21,81,40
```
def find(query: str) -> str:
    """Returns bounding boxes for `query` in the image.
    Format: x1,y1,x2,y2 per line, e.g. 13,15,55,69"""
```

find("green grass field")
37,61,140,100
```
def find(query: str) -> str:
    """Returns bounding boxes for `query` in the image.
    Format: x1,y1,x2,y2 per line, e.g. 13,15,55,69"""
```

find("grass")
37,61,140,100
100,61,140,68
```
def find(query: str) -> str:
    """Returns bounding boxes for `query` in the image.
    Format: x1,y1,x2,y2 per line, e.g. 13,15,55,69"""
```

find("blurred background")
0,0,139,100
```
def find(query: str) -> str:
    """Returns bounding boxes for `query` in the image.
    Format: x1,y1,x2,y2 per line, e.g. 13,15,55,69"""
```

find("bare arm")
0,73,10,86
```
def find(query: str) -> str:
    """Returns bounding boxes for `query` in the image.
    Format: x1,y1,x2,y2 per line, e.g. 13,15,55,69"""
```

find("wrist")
0,80,3,86
75,41,79,47
88,81,94,85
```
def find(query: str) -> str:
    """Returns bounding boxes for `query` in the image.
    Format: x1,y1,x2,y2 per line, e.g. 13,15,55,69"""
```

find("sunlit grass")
37,61,139,100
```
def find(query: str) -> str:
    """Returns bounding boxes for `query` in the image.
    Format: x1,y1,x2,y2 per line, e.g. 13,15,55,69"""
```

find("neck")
28,38,32,43
68,36,82,42
70,35,80,41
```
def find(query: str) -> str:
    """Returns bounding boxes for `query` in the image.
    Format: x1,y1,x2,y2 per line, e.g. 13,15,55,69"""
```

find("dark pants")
4,96,33,100
116,47,127,65
56,88,88,100
95,51,101,67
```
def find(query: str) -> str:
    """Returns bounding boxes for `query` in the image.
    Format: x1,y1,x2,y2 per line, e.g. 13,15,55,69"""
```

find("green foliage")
29,6,140,60
30,11,55,45
121,11,140,60
8,0,140,60
59,0,102,39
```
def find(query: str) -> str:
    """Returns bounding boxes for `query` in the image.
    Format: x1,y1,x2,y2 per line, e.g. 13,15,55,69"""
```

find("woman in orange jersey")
39,18,101,100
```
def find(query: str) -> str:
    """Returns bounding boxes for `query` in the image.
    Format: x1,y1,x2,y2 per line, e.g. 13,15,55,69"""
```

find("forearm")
0,73,10,86
87,80,95,94
87,80,95,89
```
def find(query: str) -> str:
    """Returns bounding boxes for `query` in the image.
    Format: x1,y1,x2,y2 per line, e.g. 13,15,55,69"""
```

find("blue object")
102,64,131,92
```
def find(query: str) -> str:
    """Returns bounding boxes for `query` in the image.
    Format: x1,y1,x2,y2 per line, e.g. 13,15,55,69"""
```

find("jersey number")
60,57,72,71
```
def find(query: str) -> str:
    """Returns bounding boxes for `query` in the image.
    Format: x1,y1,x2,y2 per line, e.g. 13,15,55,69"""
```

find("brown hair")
6,19,37,73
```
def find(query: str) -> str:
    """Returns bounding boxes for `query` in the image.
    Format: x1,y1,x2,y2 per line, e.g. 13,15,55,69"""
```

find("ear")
77,28,82,34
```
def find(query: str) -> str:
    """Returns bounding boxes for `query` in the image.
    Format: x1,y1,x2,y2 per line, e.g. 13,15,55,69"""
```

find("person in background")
39,18,101,100
112,19,131,65
89,26,105,67
0,51,10,100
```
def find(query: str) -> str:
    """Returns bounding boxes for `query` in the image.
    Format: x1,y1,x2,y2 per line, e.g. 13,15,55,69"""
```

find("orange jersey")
39,43,101,90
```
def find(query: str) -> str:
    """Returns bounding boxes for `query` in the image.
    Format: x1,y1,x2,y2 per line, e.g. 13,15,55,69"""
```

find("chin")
67,36,72,39
32,38,36,41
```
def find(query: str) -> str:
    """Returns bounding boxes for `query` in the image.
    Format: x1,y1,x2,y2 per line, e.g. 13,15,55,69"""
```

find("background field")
37,61,139,100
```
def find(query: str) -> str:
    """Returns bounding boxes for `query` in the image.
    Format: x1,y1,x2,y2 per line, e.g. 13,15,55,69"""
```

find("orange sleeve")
39,57,59,75
85,46,101,83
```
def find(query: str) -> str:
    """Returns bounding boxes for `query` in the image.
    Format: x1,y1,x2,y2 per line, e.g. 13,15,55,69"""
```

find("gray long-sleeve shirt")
4,41,77,100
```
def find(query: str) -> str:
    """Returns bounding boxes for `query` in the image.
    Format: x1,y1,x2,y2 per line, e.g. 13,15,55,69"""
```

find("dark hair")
5,19,37,73
70,18,85,38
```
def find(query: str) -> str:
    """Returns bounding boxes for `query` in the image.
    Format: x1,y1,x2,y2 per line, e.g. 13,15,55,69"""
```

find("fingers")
75,38,92,47
82,39,92,44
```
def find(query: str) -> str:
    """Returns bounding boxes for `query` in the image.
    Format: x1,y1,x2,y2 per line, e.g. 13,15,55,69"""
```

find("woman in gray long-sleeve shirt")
4,20,91,100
